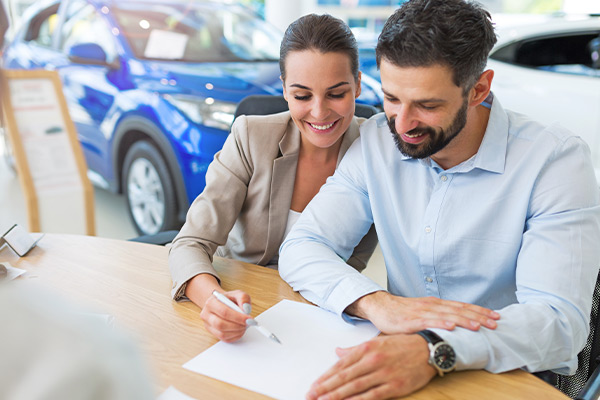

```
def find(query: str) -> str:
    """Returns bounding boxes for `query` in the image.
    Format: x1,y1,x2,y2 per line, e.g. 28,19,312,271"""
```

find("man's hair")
280,14,359,82
376,0,497,91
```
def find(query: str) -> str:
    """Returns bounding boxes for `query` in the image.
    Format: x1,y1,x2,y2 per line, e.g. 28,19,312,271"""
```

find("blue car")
2,0,384,235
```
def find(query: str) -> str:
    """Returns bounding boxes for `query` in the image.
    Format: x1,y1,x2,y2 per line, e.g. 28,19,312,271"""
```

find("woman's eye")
294,95,310,101
329,92,346,99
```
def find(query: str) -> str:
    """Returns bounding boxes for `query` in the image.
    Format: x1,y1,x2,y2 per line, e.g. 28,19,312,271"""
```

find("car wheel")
122,140,178,236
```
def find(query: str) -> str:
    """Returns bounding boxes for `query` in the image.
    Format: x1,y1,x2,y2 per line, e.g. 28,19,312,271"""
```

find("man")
279,0,600,398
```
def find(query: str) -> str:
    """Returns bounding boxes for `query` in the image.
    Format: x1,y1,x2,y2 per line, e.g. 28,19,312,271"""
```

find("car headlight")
164,94,236,131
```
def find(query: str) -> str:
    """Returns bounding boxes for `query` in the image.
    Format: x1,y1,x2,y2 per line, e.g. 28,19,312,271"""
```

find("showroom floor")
0,139,387,287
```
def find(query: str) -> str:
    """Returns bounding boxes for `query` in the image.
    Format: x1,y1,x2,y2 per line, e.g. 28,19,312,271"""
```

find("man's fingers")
313,370,383,400
410,298,499,330
312,344,363,386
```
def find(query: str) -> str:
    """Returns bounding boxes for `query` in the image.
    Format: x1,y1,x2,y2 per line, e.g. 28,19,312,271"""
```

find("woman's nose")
310,98,330,120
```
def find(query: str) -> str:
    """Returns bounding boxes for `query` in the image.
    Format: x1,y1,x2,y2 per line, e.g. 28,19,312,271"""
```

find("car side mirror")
68,42,120,69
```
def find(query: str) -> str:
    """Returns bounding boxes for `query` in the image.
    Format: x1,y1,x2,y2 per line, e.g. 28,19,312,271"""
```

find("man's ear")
469,69,494,106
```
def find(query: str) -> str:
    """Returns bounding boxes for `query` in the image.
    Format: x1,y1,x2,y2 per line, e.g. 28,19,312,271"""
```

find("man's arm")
279,139,499,332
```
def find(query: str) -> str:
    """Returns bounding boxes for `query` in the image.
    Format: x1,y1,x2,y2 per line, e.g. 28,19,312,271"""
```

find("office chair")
130,95,379,245
234,94,379,120
548,269,600,399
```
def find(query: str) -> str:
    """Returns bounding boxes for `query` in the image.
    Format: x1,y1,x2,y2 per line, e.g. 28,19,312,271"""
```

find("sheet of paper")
157,386,197,400
144,29,188,60
0,262,27,280
183,299,379,400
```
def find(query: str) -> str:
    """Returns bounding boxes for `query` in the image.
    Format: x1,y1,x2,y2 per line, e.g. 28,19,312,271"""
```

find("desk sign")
1,69,95,235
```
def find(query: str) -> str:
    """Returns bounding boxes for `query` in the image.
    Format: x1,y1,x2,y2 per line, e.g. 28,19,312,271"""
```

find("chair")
130,95,379,245
234,94,379,120
540,270,600,399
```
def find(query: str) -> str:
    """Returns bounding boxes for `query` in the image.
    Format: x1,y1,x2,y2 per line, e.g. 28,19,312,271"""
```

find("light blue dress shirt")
279,95,600,374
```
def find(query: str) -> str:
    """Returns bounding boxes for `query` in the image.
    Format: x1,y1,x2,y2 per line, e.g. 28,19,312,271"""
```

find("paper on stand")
183,299,379,400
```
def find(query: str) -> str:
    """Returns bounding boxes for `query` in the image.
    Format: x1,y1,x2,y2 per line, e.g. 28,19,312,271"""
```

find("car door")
55,0,122,182
488,30,600,173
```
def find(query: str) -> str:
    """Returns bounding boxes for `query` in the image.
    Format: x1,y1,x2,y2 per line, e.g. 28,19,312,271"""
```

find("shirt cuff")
326,273,385,320
429,327,490,371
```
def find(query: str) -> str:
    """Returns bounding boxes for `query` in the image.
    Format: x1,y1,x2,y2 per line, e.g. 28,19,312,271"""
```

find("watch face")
433,343,456,371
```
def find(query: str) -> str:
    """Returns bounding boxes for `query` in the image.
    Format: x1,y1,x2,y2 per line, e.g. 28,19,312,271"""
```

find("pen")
212,290,282,344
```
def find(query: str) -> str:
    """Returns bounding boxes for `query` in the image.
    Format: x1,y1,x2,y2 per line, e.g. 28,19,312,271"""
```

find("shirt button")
440,175,448,182
425,226,432,233
425,277,433,283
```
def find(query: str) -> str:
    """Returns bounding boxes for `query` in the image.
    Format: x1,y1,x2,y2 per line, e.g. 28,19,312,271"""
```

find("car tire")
122,140,178,236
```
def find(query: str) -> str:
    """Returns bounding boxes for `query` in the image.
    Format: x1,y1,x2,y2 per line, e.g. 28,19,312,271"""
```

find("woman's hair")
279,14,359,82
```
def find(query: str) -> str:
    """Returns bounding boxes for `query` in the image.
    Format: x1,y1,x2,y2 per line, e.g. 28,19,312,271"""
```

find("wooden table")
0,234,568,399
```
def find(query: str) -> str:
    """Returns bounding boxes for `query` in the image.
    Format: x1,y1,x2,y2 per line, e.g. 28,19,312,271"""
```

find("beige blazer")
169,111,378,300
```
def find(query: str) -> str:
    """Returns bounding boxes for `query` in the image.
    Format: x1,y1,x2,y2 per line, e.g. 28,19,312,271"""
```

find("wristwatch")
416,330,456,377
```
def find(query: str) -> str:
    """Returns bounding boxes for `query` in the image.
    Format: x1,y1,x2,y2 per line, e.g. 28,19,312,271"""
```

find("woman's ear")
355,71,362,99
281,76,288,101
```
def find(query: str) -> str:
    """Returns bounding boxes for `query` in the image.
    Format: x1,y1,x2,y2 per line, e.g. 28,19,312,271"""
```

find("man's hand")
307,334,436,400
346,291,500,334
185,274,253,342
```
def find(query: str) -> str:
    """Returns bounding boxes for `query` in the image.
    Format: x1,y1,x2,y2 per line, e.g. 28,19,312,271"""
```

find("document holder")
0,224,43,257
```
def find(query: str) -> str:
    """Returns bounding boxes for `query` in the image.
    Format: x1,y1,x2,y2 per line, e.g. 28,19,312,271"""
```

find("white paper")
157,386,197,400
144,30,188,60
183,300,379,400
0,262,27,280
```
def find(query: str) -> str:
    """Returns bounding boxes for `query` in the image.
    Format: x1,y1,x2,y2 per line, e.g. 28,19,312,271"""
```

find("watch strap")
416,329,443,345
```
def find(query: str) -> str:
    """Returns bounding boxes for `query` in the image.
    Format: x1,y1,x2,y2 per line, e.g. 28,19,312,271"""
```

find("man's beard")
387,98,468,159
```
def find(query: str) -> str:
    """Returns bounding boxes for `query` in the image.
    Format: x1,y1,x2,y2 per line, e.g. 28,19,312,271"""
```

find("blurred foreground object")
0,283,154,400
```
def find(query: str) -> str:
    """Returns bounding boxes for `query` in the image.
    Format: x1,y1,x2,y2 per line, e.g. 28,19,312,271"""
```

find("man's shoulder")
505,109,578,144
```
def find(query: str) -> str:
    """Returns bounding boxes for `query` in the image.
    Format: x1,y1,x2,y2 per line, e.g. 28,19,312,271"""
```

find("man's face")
380,60,470,161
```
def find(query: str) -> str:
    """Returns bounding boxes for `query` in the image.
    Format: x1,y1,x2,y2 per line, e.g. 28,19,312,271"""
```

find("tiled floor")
0,138,387,287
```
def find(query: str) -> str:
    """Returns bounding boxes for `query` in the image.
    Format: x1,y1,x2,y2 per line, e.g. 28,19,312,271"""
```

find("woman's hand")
185,274,253,342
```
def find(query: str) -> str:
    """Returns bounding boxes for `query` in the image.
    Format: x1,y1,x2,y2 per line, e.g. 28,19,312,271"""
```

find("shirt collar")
471,92,508,174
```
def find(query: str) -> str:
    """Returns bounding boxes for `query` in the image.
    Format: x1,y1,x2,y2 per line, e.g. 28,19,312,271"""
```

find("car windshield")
111,2,282,62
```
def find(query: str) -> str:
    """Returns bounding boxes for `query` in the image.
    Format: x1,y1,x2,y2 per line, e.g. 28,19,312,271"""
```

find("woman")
168,13,377,342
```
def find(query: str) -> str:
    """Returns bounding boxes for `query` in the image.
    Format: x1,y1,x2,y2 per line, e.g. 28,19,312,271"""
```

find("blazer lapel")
259,118,300,265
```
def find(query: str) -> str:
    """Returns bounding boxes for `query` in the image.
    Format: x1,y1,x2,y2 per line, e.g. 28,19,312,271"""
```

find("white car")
487,15,600,181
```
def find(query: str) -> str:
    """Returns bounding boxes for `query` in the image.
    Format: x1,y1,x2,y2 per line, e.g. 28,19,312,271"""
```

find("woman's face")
282,50,361,150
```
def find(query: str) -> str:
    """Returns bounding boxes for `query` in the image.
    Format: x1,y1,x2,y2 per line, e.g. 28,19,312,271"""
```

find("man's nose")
394,106,419,134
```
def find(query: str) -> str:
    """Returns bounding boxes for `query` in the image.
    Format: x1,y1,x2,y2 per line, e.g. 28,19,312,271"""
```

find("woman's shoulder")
228,111,295,158
232,111,292,135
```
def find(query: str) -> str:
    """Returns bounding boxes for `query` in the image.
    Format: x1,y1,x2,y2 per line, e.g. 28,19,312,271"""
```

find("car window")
490,32,600,76
111,2,281,62
59,0,117,62
24,5,59,48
